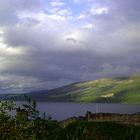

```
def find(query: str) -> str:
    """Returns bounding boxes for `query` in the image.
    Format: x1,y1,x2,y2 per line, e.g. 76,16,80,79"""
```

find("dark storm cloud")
0,0,140,93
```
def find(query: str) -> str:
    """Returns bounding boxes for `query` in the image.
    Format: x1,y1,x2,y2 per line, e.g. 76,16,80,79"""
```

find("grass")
9,74,140,103
63,74,140,103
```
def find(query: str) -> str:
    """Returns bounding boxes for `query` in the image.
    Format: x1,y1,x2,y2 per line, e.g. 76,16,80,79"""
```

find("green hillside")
9,74,140,103
71,75,140,103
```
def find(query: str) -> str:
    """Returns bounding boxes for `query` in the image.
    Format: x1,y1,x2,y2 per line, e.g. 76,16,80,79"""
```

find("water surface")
16,102,140,120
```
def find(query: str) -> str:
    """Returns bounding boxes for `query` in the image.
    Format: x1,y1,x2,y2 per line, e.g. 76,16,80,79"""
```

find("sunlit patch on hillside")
101,93,114,98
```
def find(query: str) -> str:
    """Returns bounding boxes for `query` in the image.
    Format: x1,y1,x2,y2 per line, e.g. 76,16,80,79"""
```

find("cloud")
90,7,109,15
0,0,140,93
50,0,65,7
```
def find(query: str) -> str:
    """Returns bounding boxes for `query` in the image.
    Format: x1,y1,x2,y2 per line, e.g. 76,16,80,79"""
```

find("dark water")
16,102,140,120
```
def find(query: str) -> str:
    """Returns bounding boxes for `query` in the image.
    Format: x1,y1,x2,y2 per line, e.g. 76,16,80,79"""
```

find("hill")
6,74,140,103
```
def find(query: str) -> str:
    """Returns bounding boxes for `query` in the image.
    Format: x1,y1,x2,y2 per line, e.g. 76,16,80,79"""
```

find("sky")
0,0,140,93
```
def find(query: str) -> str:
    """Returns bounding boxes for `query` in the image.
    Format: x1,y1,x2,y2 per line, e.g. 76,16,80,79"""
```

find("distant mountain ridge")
2,74,140,103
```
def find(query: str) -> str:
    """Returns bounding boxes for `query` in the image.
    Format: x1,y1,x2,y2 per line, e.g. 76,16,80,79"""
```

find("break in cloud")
0,0,140,93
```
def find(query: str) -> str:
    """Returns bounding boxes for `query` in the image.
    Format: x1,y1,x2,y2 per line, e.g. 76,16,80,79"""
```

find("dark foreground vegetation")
0,98,140,140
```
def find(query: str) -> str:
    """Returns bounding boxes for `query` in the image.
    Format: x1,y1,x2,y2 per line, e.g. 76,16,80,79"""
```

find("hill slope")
9,74,140,103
